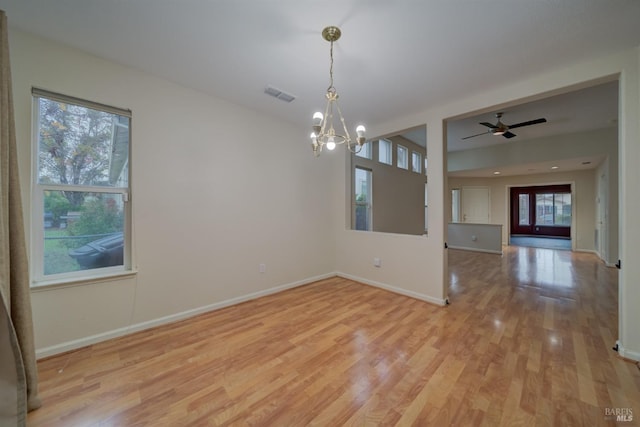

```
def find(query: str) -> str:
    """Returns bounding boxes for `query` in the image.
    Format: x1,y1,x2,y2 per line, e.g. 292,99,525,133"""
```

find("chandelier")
310,26,366,157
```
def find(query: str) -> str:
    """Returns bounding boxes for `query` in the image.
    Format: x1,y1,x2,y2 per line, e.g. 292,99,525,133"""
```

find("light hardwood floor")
29,247,640,426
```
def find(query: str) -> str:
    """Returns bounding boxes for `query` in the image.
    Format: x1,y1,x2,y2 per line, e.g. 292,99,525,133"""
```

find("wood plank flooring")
28,247,640,426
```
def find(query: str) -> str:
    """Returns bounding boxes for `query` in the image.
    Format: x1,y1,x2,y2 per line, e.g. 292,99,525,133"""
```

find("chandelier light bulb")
313,112,324,125
326,136,336,150
356,125,366,137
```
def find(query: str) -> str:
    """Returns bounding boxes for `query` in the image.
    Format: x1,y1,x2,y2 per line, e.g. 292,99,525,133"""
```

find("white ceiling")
1,0,638,174
445,80,619,177
446,81,619,153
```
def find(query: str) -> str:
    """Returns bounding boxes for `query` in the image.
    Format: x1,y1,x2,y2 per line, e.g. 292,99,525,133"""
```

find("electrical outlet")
373,257,381,268
259,263,266,273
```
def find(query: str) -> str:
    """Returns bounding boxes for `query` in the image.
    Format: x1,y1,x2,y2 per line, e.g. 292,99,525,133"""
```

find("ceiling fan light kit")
463,112,547,140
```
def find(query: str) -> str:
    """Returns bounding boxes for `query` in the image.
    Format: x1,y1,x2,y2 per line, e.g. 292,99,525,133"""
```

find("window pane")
451,189,461,223
43,191,124,275
378,139,392,165
354,168,372,231
412,151,422,173
397,145,408,169
554,193,571,225
535,194,554,225
37,98,130,187
519,194,529,225
355,141,371,159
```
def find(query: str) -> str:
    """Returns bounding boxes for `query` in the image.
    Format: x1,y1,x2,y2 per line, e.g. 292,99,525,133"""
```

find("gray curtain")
0,9,42,425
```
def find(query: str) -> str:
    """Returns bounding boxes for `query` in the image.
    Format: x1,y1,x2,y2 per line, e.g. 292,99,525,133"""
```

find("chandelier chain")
328,40,335,93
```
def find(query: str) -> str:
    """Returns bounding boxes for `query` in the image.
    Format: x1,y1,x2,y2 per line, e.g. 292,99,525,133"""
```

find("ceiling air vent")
264,85,296,103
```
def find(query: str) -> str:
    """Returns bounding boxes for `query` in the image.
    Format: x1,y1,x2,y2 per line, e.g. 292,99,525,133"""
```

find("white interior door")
462,187,490,224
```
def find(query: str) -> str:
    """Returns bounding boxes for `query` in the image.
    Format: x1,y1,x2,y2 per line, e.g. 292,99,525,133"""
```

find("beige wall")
449,169,597,251
11,29,337,356
352,136,426,235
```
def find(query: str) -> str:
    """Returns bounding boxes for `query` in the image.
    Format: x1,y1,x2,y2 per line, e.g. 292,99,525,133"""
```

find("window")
32,89,132,284
378,139,392,165
397,145,408,169
554,193,572,225
451,189,461,223
412,151,422,173
518,194,530,225
510,185,571,237
536,192,571,226
355,141,371,159
424,157,428,175
354,167,372,231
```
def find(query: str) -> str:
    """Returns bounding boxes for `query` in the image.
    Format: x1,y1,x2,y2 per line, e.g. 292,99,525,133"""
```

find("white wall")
595,152,619,266
10,29,337,356
447,223,502,254
335,110,447,306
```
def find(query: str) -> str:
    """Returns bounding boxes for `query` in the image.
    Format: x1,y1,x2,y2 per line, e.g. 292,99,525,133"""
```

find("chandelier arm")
347,141,363,154
333,99,352,143
319,97,332,142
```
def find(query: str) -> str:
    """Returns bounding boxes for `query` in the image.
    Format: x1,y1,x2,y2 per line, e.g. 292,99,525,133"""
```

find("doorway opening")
509,184,572,249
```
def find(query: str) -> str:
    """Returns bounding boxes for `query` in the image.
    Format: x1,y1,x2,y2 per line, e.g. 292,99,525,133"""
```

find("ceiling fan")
462,112,547,140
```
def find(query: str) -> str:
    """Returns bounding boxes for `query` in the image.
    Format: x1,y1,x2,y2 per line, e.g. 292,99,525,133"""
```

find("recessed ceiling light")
493,171,501,175
551,166,559,170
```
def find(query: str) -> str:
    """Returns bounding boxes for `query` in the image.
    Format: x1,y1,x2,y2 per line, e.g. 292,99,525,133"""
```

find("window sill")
31,270,138,292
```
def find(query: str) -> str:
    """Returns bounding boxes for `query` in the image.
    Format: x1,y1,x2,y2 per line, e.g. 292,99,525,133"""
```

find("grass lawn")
44,228,81,275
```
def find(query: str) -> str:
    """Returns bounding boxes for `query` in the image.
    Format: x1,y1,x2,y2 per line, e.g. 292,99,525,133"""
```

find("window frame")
397,145,408,170
31,88,134,287
353,167,373,231
355,140,372,159
377,139,392,165
412,151,422,174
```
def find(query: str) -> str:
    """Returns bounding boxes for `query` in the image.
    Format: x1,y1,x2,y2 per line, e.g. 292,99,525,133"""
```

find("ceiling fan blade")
507,118,547,130
502,131,516,139
462,131,491,140
479,122,497,129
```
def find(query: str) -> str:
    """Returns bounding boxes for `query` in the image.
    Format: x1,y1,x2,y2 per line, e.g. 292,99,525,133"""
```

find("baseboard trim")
447,245,502,255
35,272,336,359
575,249,598,255
336,272,446,307
617,340,640,362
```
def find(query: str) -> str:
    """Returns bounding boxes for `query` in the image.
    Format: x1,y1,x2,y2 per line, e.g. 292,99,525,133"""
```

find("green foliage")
66,197,123,248
44,191,71,227
38,98,116,208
